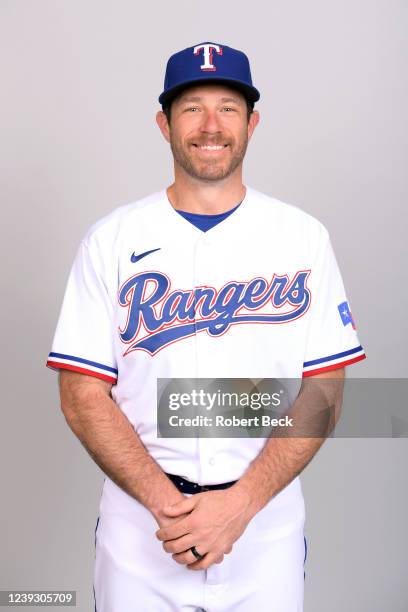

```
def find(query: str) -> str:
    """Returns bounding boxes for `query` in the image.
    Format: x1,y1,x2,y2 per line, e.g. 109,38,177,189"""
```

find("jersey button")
208,457,215,466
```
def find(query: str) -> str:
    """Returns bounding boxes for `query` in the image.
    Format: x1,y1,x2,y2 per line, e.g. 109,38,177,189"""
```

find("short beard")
169,134,249,181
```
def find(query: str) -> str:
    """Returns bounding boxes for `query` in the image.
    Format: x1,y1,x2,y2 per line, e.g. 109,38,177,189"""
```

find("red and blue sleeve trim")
303,345,366,377
46,352,118,384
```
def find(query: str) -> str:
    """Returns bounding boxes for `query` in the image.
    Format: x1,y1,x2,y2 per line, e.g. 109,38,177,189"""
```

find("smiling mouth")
192,144,229,152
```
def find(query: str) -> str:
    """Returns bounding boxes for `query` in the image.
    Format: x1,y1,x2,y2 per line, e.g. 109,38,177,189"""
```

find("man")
47,42,366,611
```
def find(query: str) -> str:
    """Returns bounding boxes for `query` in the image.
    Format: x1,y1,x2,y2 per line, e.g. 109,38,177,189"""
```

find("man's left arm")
156,368,344,570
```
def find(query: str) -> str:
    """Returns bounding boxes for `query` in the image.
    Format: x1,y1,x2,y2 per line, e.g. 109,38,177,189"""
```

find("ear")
156,110,171,144
247,110,260,141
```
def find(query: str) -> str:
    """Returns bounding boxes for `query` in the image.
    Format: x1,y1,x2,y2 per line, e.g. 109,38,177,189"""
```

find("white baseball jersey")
47,185,365,539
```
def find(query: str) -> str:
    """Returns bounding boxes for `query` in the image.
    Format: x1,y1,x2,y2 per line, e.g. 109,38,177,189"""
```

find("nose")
199,109,222,134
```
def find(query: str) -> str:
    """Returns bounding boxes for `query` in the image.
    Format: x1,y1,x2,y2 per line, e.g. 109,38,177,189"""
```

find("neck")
166,167,246,214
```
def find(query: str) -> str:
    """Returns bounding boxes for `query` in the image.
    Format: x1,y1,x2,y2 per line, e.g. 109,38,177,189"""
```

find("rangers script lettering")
118,270,311,355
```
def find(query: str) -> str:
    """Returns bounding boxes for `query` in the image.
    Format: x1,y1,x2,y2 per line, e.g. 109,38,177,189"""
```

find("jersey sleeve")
302,226,366,377
46,240,118,384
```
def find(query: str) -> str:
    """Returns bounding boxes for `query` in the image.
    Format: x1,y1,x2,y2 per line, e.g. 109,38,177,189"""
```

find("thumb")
162,496,196,516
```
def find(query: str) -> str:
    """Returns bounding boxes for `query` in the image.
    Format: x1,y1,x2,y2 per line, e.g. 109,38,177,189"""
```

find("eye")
221,107,236,112
184,107,200,112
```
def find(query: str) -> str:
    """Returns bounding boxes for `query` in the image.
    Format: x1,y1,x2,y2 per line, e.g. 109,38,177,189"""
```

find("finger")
162,534,197,554
162,496,197,517
156,517,192,542
187,550,222,571
172,546,207,566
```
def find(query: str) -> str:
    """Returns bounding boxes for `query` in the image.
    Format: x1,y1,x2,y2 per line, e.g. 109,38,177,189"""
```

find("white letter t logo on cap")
193,43,223,72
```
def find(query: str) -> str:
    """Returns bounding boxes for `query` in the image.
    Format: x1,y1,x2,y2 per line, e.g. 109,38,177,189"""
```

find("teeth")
197,145,226,150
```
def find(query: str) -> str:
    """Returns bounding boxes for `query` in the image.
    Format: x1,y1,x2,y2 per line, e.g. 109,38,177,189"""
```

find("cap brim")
159,76,260,108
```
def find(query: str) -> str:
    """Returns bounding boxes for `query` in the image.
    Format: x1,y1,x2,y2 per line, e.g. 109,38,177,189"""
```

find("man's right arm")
58,370,185,527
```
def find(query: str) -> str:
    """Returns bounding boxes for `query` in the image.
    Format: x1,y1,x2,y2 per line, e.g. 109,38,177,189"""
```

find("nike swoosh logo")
131,248,161,263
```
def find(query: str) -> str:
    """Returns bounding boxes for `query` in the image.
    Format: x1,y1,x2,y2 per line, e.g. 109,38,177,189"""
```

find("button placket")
193,234,215,484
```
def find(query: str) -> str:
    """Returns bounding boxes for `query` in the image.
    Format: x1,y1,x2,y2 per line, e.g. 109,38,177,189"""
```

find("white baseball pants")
93,491,306,611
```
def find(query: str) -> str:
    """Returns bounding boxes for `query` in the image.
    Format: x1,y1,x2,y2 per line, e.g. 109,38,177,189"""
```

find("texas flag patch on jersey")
338,301,356,329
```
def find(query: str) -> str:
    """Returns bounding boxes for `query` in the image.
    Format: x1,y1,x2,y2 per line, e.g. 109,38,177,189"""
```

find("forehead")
174,83,247,106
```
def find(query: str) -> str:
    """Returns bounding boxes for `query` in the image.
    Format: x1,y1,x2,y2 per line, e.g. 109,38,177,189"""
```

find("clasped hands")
155,485,254,570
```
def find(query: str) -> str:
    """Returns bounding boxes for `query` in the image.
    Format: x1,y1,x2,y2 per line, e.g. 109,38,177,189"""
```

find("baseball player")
47,42,366,611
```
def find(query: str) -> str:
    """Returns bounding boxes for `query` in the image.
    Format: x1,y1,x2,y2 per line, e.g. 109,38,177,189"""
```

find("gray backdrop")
1,0,407,610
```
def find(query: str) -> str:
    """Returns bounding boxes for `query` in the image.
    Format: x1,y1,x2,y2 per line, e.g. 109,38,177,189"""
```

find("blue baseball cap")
159,42,260,109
